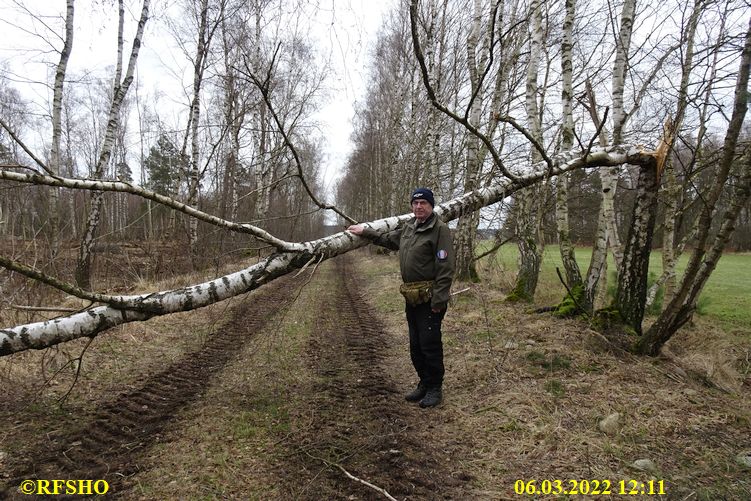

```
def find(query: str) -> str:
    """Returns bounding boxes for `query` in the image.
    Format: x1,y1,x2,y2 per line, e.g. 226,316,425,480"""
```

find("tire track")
288,255,453,500
1,275,299,499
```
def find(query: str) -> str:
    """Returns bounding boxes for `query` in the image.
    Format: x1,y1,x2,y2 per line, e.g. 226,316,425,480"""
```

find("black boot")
419,387,442,408
405,383,427,402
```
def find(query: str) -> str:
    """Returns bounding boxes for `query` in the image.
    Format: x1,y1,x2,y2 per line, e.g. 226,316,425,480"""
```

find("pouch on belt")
399,280,434,306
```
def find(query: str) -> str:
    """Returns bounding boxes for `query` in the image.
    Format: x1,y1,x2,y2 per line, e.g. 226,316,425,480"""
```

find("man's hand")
347,224,365,235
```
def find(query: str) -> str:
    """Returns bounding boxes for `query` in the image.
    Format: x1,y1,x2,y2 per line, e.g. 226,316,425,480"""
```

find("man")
348,188,454,408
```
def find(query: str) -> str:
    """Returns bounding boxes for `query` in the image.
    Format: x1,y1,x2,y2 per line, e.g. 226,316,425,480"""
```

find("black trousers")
405,302,445,388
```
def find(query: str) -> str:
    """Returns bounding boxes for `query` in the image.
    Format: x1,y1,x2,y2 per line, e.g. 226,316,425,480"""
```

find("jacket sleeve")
360,226,402,251
431,223,454,310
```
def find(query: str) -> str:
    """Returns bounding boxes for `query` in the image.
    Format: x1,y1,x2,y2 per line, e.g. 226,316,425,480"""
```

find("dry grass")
0,257,265,475
358,251,751,500
123,269,319,500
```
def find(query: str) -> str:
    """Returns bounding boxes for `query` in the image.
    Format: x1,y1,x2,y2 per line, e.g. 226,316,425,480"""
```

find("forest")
0,0,750,498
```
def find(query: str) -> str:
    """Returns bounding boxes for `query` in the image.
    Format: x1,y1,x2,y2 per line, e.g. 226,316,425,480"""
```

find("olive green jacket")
362,213,454,310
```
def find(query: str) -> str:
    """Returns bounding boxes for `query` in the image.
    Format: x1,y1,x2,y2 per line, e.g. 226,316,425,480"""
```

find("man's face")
411,198,433,221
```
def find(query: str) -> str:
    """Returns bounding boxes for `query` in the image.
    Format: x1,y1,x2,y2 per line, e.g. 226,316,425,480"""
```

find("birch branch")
0,169,299,251
409,0,518,182
238,46,358,225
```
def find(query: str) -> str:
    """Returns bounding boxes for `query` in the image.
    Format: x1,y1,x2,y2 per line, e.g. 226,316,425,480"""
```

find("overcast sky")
0,0,396,200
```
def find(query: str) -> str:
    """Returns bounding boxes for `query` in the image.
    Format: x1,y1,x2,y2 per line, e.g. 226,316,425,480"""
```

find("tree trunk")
453,0,484,282
509,186,544,302
611,0,636,144
613,160,659,333
637,18,751,355
555,0,584,303
511,0,545,299
75,0,149,289
186,0,210,259
49,0,75,257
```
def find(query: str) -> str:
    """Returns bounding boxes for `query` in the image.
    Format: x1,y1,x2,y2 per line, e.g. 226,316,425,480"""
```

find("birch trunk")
187,0,210,257
611,0,636,145
601,0,654,330
49,0,75,257
75,0,150,289
454,0,485,282
638,19,751,354
583,78,613,306
253,9,273,220
613,159,659,333
511,0,544,300
555,0,584,296
592,0,636,296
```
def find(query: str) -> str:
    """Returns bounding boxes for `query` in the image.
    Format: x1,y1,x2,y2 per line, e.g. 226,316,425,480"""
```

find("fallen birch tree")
0,145,655,356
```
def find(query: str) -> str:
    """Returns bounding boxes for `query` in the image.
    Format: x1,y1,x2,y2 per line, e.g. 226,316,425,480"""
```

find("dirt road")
1,256,471,499
278,257,465,499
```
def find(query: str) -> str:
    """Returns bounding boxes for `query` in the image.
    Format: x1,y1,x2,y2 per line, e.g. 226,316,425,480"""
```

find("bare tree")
637,18,751,354
75,0,151,289
48,0,75,256
554,0,585,301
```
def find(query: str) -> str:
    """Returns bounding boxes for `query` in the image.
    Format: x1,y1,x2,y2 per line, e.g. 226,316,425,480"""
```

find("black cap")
411,188,435,207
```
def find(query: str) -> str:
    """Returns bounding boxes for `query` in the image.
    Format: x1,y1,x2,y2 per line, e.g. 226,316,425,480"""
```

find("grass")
357,251,751,499
475,242,751,329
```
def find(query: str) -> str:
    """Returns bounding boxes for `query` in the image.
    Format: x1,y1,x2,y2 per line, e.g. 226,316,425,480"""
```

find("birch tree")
75,0,150,289
637,18,751,354
48,0,75,257
508,0,547,301
554,0,585,300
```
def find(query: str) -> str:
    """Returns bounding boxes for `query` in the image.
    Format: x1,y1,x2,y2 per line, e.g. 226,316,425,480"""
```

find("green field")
476,243,751,330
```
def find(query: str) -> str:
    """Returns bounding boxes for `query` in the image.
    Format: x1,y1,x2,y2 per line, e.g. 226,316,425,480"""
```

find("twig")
294,253,323,278
583,107,610,158
0,117,56,175
334,463,398,501
57,337,95,405
9,304,80,313
0,254,143,310
498,115,555,175
451,287,471,296
472,235,514,262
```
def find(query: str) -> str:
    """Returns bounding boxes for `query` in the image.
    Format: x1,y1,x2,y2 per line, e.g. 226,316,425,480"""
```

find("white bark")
76,0,150,288
49,0,75,255
512,0,545,299
187,0,210,254
454,0,486,281
555,0,583,291
611,0,636,144
0,145,655,356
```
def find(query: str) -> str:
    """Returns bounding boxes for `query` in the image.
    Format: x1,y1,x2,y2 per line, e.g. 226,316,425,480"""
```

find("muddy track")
1,276,298,499
285,256,457,500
